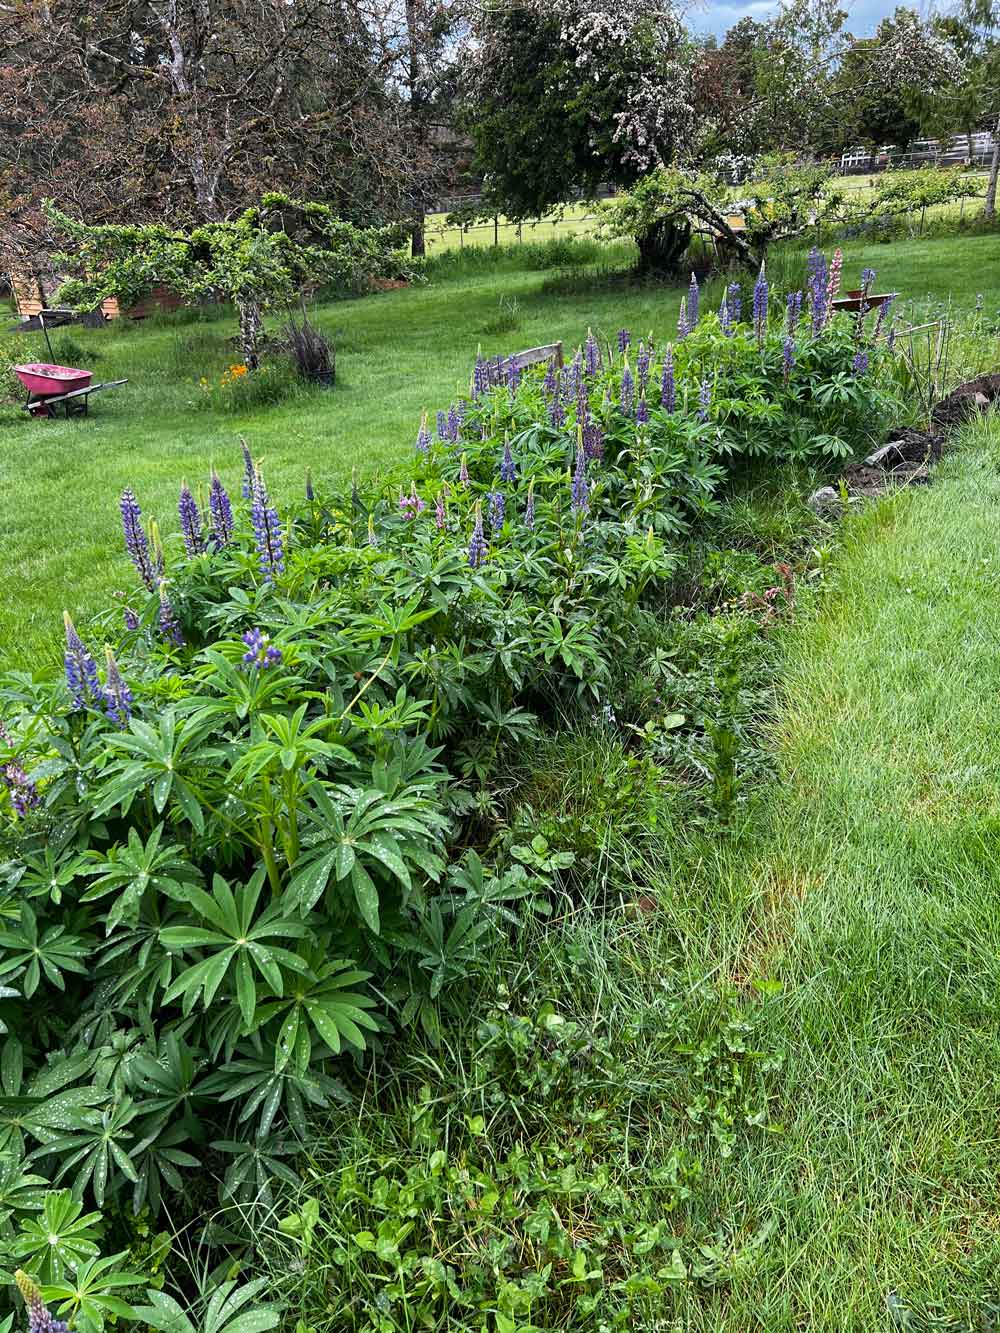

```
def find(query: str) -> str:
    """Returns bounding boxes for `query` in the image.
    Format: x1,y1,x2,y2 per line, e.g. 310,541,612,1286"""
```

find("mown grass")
679,415,1000,1328
1,230,998,670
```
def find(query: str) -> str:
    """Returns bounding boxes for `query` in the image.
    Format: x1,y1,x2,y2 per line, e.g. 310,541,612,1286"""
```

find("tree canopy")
47,195,414,368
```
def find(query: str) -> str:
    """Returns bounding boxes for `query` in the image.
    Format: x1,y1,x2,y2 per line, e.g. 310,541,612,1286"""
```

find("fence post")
494,216,499,247
517,223,522,244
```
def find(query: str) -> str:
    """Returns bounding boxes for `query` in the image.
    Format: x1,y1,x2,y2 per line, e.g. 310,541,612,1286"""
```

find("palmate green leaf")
81,824,202,934
135,1277,279,1333
0,903,90,997
288,779,446,925
41,1251,147,1332
160,872,309,1023
255,959,379,1070
9,1188,102,1282
32,1095,143,1207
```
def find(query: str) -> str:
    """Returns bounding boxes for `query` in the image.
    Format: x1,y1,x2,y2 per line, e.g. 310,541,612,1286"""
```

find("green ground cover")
1,231,998,668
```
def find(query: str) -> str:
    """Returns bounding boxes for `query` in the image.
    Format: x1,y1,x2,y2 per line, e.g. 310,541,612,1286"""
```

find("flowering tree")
461,0,697,272
46,195,414,370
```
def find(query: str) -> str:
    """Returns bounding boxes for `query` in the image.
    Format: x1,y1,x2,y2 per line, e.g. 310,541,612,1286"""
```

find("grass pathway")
692,417,1000,1329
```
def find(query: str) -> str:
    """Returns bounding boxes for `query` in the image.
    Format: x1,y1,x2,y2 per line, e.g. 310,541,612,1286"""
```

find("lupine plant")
0,250,900,1318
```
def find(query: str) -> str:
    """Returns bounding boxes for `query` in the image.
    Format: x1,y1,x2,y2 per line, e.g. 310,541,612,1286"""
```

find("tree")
600,159,982,269
46,195,414,369
461,0,696,272
0,0,419,271
919,0,1000,217
696,3,961,160
398,0,462,256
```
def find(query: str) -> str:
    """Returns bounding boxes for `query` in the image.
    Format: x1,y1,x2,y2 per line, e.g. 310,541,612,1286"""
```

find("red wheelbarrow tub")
14,363,93,396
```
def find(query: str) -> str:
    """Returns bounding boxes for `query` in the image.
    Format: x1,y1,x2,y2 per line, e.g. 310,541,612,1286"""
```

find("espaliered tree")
460,0,697,273
46,195,414,370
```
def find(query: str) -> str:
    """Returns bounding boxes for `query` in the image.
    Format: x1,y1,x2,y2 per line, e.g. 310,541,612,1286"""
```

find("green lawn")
679,415,1000,1328
1,230,998,668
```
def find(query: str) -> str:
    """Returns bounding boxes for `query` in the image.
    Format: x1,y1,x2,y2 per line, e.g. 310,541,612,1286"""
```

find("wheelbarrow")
14,363,127,418
830,290,899,316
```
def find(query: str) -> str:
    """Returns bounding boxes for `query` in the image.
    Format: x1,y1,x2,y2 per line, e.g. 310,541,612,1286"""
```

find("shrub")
0,249,899,1306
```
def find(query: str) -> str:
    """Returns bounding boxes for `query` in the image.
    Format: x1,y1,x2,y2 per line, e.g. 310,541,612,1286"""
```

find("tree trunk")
411,216,426,257
634,219,692,275
236,298,264,371
985,112,1000,220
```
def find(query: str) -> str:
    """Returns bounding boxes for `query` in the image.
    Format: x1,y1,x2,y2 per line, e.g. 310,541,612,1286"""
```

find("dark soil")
931,372,1000,431
841,373,998,501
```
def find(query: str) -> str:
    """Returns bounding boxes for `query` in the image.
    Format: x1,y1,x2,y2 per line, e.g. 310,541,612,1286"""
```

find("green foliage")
0,252,899,1316
47,194,413,316
267,991,780,1331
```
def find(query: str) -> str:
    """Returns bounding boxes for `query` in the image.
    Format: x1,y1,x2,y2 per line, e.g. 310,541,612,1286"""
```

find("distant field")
423,169,994,254
423,201,604,253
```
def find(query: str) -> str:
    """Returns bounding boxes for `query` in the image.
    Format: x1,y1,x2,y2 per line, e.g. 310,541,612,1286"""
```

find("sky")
689,0,940,39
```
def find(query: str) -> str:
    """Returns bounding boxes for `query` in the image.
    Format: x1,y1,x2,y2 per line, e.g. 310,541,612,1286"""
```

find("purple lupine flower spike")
123,606,140,632
636,341,650,392
687,272,700,327
852,348,869,376
620,360,634,415
720,295,731,338
415,411,431,455
17,1269,70,1333
250,467,285,581
459,453,470,485
548,371,565,427
436,409,447,440
524,481,535,529
727,282,742,325
435,491,446,530
468,503,487,569
242,627,282,670
697,379,712,422
240,438,255,499
887,326,897,353
305,470,315,502
158,583,184,647
677,297,689,341
873,293,896,342
543,357,558,396
447,404,460,442
661,345,675,413
783,336,795,381
584,329,601,377
753,263,769,344
2,763,40,817
398,482,425,520
487,490,505,533
473,354,488,398
571,444,589,518
582,421,604,460
103,645,132,728
506,360,521,395
63,612,101,709
178,482,204,557
119,487,155,590
500,436,516,483
209,471,234,547
617,328,631,354
636,396,649,425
